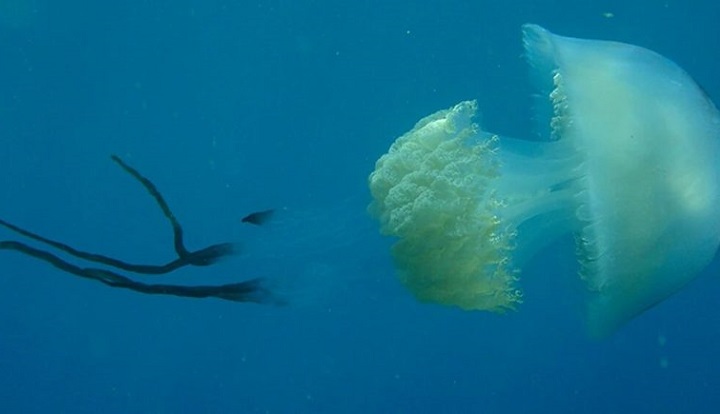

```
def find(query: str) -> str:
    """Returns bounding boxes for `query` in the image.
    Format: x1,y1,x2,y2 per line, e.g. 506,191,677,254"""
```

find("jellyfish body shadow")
0,155,282,305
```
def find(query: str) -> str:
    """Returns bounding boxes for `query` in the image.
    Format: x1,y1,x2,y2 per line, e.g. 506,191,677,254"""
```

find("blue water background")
1,0,719,412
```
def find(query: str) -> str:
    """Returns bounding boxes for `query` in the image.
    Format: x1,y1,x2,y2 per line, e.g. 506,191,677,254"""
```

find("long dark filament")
0,241,281,304
0,155,281,304
0,155,235,274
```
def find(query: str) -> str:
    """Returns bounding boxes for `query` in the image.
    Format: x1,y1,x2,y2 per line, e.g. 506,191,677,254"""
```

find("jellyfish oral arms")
368,102,524,312
368,24,720,336
368,100,585,312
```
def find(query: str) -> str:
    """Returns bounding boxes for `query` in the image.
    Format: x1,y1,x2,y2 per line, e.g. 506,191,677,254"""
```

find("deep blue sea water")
1,1,719,413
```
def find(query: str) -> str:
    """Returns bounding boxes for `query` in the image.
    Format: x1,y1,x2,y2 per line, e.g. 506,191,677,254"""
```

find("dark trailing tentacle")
110,155,192,258
0,155,283,305
0,156,239,274
0,240,283,305
0,218,188,274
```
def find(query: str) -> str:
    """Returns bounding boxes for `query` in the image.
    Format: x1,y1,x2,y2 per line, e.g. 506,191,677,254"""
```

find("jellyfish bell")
368,24,720,337
524,24,720,337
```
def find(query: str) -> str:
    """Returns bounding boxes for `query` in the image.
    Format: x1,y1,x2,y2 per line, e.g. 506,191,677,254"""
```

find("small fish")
241,209,275,226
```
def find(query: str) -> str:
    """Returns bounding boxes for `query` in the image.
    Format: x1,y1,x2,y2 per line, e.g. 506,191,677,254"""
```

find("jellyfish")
368,24,720,337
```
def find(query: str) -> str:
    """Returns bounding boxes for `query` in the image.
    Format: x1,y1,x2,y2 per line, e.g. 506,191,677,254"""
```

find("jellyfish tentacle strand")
0,240,283,304
0,155,281,305
0,155,243,274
